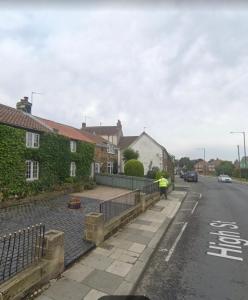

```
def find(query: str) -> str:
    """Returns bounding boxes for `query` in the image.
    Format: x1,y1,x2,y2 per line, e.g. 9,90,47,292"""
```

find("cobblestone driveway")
0,195,100,266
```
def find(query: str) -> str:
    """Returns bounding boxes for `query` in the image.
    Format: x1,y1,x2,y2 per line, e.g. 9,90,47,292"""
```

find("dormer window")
26,132,40,148
70,140,77,152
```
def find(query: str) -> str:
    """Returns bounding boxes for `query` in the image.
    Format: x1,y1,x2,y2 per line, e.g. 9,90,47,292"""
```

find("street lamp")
230,131,247,172
197,147,206,175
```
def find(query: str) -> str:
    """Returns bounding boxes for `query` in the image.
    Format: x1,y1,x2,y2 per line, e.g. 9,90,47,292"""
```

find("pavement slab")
79,253,114,271
106,260,133,277
84,289,107,300
83,269,123,294
36,189,187,299
43,278,91,300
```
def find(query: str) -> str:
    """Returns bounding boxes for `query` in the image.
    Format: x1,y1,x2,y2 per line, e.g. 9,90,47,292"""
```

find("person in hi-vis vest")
154,176,169,199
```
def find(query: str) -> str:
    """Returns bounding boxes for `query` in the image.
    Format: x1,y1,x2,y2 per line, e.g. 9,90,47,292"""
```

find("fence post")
84,212,104,246
43,230,64,279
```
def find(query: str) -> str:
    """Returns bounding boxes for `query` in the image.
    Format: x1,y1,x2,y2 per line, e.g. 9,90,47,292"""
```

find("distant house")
119,131,174,177
81,121,174,177
194,160,206,174
80,129,118,175
207,159,222,173
0,97,95,200
82,120,123,172
82,120,123,146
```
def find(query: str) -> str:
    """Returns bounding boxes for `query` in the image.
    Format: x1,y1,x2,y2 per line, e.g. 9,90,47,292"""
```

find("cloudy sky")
0,4,247,161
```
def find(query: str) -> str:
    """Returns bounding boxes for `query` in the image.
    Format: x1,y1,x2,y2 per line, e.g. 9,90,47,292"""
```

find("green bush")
124,159,144,177
146,167,160,179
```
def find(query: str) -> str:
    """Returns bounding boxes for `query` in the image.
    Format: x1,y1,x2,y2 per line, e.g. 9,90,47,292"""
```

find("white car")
218,174,232,183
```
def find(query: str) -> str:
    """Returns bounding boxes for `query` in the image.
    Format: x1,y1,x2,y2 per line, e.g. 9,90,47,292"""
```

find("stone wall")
0,230,64,300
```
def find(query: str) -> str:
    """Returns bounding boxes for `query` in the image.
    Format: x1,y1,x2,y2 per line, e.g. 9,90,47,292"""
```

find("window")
26,132,40,148
107,144,115,154
70,140,77,152
70,162,76,177
95,163,100,174
26,160,39,181
107,161,113,174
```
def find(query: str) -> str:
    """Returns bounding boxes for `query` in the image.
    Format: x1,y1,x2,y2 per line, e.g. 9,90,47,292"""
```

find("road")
134,176,248,300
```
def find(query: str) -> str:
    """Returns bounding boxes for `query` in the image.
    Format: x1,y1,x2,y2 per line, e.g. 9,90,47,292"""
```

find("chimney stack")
82,122,86,129
117,120,122,128
16,96,32,114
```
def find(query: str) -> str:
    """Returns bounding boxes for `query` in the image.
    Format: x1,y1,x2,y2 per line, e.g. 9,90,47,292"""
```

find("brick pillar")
84,212,104,246
43,230,64,279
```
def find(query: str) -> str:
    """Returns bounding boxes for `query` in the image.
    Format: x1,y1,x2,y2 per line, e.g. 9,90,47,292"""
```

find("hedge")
124,159,144,177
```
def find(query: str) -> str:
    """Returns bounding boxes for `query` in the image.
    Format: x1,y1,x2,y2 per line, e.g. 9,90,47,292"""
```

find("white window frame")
95,163,100,174
26,132,40,149
70,140,77,153
26,160,39,181
107,144,115,154
107,161,113,174
70,162,76,177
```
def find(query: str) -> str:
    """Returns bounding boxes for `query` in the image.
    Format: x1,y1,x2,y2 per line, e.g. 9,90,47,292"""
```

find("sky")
0,3,247,162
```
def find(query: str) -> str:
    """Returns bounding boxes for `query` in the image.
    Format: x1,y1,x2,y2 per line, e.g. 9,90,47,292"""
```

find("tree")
123,148,139,163
178,157,195,171
215,161,234,176
124,159,144,177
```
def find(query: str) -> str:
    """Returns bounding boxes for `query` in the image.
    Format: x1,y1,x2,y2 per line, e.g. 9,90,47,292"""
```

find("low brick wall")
0,230,64,300
84,191,161,245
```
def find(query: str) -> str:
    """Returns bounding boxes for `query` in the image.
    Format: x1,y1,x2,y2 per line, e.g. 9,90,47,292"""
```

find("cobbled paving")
0,195,100,266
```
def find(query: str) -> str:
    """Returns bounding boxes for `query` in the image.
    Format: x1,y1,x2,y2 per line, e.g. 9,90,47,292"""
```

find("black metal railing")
0,224,45,284
141,182,159,195
99,190,140,222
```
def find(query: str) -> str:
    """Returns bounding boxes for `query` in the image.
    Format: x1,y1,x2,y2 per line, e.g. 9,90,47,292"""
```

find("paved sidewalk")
37,190,186,300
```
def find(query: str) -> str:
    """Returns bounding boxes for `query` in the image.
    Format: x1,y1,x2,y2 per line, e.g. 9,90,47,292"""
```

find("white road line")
199,193,202,199
191,201,199,214
165,222,188,262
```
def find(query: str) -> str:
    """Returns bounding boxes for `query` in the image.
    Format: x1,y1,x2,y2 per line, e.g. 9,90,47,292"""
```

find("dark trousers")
160,187,167,199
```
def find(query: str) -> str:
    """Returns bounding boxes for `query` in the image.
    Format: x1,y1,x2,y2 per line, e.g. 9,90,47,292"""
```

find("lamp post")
237,145,241,178
197,148,206,175
230,131,247,176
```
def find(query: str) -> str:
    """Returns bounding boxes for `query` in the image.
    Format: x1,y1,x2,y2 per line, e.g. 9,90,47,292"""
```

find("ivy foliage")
0,124,95,201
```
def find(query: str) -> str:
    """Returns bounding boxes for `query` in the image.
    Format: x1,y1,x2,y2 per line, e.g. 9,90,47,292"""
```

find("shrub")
123,148,139,163
146,167,160,179
124,159,144,177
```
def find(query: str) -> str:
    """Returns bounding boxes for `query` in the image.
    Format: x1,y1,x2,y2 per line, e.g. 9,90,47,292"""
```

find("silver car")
218,174,232,183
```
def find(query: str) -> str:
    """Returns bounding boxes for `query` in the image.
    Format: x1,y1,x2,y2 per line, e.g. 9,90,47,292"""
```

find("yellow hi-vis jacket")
155,177,169,188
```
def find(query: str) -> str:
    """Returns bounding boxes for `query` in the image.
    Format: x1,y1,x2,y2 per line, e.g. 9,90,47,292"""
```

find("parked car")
184,171,198,182
218,174,232,183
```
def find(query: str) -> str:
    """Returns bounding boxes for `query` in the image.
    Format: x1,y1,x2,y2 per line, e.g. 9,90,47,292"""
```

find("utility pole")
237,145,241,178
230,131,247,178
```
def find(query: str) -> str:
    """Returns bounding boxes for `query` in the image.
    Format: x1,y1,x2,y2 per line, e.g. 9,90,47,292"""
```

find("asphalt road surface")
135,176,248,300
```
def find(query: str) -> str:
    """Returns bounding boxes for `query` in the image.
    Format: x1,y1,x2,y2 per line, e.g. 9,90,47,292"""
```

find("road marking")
165,222,188,262
191,201,198,214
159,248,168,252
199,193,202,199
174,222,185,225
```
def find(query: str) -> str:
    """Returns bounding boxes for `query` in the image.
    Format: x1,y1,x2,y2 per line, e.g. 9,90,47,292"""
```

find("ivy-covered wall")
0,124,95,201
